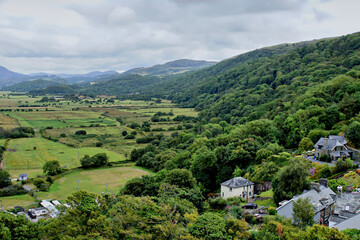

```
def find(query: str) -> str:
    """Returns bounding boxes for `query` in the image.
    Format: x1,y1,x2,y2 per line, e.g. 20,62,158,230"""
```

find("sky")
0,0,359,74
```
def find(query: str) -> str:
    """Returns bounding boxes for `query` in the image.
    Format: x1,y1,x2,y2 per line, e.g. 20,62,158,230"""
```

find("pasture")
37,165,151,200
4,137,126,172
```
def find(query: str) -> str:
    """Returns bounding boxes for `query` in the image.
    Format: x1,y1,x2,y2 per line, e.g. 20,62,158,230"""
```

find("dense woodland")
2,32,360,239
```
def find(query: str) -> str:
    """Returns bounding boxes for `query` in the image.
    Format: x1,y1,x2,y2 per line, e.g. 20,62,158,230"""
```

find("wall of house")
221,185,254,199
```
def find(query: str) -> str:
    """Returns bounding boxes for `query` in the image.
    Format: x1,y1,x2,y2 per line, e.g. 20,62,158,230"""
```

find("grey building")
277,184,336,225
314,135,352,161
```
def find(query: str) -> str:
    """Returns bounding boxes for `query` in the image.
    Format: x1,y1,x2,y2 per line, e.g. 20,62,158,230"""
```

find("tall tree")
292,197,315,229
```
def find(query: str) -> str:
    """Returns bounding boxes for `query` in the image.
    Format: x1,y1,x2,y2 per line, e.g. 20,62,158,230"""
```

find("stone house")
277,183,336,226
314,135,353,161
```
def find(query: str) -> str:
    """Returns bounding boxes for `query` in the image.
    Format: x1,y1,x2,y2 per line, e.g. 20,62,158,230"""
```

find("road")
304,155,335,166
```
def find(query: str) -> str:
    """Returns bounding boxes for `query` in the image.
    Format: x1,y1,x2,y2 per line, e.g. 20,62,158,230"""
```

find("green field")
4,137,126,172
37,165,151,200
2,164,151,209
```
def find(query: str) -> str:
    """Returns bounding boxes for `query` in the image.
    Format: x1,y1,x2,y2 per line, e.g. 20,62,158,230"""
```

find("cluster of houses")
221,176,360,230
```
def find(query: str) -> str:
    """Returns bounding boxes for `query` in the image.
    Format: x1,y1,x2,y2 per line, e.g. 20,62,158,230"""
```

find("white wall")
221,185,254,199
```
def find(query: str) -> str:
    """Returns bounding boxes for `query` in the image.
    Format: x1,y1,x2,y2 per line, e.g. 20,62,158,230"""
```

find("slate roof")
19,173,28,178
220,177,254,188
334,213,360,230
314,135,348,151
277,185,336,217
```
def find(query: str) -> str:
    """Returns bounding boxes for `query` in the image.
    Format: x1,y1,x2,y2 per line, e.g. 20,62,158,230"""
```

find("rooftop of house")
220,177,254,188
314,135,348,151
19,173,28,177
277,185,336,214
334,193,360,215
333,212,360,230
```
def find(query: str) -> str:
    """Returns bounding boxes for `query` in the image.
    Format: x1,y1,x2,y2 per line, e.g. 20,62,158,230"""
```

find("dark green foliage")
0,184,26,197
319,153,331,163
74,130,87,135
33,178,49,191
0,212,40,239
163,168,196,188
298,137,314,153
43,160,61,176
292,197,315,229
272,158,310,204
80,153,108,168
189,212,228,240
121,130,128,136
209,198,227,210
0,169,11,188
347,121,360,148
0,127,35,139
334,158,354,174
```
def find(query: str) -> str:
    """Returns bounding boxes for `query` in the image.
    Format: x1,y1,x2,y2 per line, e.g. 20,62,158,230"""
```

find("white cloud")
0,0,359,73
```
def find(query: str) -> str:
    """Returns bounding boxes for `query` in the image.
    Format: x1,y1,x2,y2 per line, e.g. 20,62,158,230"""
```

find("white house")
220,177,254,199
18,173,28,181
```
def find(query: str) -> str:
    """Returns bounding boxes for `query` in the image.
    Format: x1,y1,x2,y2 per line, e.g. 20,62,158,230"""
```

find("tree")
80,153,108,168
347,121,360,148
298,137,314,153
163,168,197,189
121,130,128,136
272,158,310,204
0,170,11,188
43,160,61,176
292,197,315,229
74,130,87,135
189,212,228,240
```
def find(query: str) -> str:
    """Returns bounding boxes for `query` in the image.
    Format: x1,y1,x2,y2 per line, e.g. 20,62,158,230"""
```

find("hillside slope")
122,59,217,76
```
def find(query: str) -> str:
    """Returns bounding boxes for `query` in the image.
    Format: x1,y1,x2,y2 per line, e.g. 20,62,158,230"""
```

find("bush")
0,184,27,197
96,142,103,147
209,198,227,210
121,130,128,136
60,133,66,137
268,207,277,215
227,206,243,219
124,134,135,139
74,130,87,136
80,153,108,168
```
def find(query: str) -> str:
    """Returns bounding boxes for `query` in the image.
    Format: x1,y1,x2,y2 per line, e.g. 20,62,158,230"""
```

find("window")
222,192,224,197
230,187,232,192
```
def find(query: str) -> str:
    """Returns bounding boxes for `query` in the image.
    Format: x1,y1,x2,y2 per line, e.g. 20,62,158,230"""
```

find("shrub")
80,153,108,168
124,134,135,139
268,207,277,215
74,130,87,136
209,198,227,210
0,184,27,197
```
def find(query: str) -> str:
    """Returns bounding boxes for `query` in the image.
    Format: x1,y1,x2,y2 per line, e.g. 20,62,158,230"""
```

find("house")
18,173,28,181
28,207,48,219
277,183,336,225
220,177,254,200
329,193,360,227
40,200,59,218
314,135,353,161
333,212,360,230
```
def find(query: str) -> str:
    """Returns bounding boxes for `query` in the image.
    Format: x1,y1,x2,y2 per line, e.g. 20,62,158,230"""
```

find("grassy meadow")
0,93,198,209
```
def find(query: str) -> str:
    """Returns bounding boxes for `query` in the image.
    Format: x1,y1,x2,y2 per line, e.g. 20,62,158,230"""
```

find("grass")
0,113,19,129
4,137,126,171
255,189,276,207
37,165,151,200
1,194,36,210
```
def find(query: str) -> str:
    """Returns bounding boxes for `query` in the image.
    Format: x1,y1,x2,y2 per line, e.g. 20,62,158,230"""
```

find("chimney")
310,182,321,192
323,138,329,149
337,185,343,196
319,179,328,188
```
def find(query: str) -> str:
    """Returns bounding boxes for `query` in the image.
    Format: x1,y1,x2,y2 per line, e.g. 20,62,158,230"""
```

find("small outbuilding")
220,177,254,199
18,173,28,181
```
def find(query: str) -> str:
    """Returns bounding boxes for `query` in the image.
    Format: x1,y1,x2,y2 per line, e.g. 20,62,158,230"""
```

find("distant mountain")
122,59,217,76
0,66,29,87
56,71,120,84
2,79,68,92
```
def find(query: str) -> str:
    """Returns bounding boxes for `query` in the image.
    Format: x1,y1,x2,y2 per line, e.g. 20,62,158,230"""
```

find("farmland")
0,93,198,209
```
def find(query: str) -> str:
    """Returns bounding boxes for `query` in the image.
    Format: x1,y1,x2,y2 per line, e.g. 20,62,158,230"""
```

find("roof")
314,135,349,151
220,177,254,188
334,213,360,230
19,173,28,177
277,185,336,218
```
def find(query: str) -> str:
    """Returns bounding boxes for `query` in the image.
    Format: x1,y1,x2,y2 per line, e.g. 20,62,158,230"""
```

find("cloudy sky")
0,0,359,74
